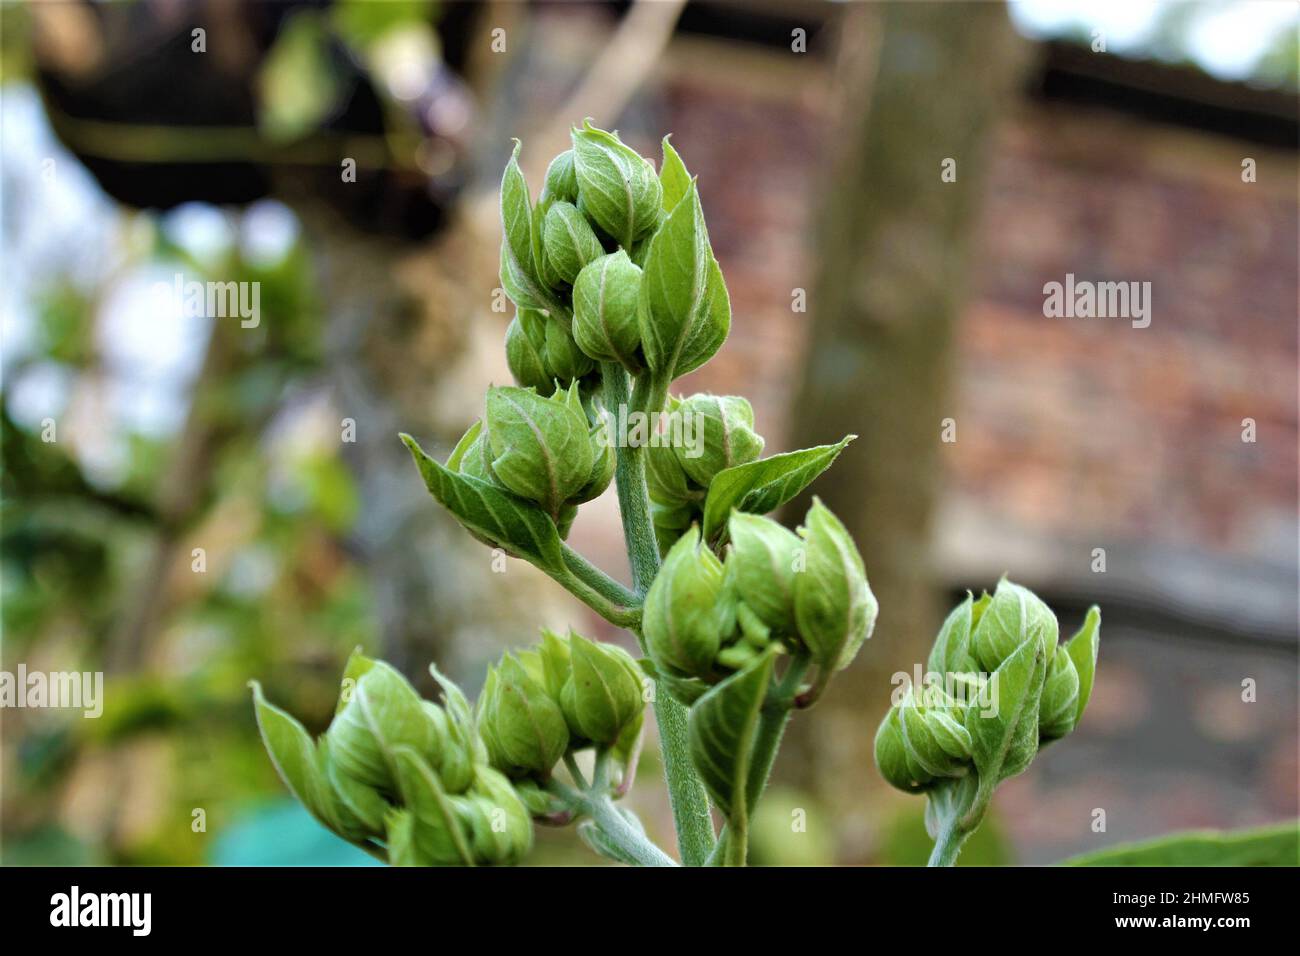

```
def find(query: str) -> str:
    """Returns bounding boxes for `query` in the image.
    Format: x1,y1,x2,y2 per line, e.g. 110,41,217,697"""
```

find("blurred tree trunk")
781,2,1028,860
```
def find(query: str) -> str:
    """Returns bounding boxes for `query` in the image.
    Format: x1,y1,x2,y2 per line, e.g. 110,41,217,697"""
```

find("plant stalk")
601,362,716,866
586,794,678,867
928,820,968,867
547,779,677,867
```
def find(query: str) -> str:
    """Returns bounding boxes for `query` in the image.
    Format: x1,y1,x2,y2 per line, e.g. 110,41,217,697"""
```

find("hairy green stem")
652,694,715,866
601,362,716,866
561,542,640,607
554,566,641,630
586,794,677,867
928,820,969,867
548,779,677,868
602,364,662,595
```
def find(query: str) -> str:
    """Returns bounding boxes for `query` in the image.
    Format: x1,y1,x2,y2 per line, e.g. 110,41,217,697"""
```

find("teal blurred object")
210,801,383,866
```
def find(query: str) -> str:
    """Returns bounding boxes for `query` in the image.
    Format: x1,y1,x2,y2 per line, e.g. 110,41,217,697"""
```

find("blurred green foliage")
1062,822,1299,866
1,200,382,864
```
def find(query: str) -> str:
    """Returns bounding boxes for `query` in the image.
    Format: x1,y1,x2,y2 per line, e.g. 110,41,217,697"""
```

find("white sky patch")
240,199,301,268
1009,0,1298,81
1186,2,1299,80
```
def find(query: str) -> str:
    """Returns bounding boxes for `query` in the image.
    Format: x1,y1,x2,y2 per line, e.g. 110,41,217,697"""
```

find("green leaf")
384,808,419,866
1061,822,1299,867
637,181,730,381
687,649,775,822
659,136,691,214
965,634,1046,792
541,149,578,206
335,647,376,716
250,681,357,839
401,432,566,573
639,656,710,706
499,141,559,314
1038,645,1080,740
323,736,389,832
1066,605,1101,725
701,436,855,544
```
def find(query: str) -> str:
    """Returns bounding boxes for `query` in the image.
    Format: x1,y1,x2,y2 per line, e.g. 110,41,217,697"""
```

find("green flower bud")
898,690,973,780
541,148,578,206
505,309,594,391
793,498,877,672
558,633,645,746
478,653,569,778
875,684,974,794
874,707,916,792
327,660,441,791
571,120,662,249
573,413,615,504
504,311,548,391
456,766,534,864
650,499,696,557
255,653,537,866
646,394,764,507
726,512,801,635
646,397,696,508
535,627,573,700
1038,648,1080,740
573,251,643,370
969,578,1058,674
677,394,764,487
643,526,730,679
543,316,595,384
875,587,1102,850
483,382,594,520
542,201,604,286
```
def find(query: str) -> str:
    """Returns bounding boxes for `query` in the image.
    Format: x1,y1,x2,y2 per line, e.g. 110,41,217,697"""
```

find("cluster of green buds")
393,125,867,867
498,119,728,390
873,579,1100,865
643,499,877,705
477,629,646,787
445,381,614,537
647,394,765,554
251,651,532,866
